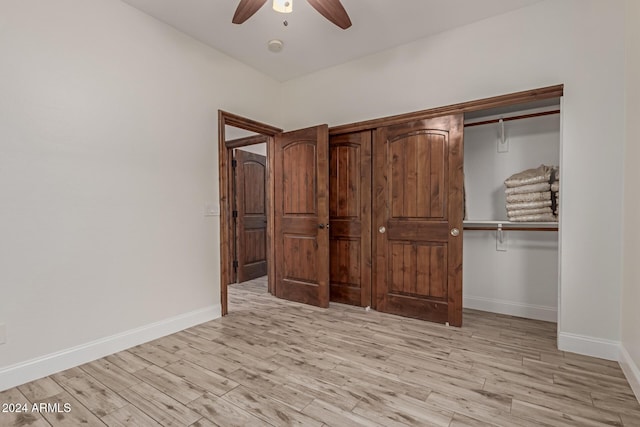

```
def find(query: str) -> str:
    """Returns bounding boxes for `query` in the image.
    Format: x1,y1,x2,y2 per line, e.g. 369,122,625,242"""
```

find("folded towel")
506,200,553,211
508,213,557,222
504,165,552,188
507,207,553,217
551,181,560,192
505,182,551,195
506,191,552,203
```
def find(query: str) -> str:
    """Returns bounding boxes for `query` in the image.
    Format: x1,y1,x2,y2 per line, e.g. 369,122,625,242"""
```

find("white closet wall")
463,111,560,322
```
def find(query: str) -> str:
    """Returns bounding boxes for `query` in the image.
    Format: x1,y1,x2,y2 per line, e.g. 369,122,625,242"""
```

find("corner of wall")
558,332,620,361
620,344,640,402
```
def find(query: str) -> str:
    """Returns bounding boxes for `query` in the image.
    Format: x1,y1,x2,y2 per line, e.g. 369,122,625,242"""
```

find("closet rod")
464,109,560,128
463,220,558,231
464,226,558,232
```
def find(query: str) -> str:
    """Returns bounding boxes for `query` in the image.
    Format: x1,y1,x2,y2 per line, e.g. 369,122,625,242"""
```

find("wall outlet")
0,323,6,345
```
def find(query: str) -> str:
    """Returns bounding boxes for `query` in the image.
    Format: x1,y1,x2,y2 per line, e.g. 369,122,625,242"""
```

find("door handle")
450,227,460,237
379,226,386,234
319,224,325,229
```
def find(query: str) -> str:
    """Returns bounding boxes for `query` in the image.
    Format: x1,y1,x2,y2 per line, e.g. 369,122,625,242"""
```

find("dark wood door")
274,125,330,308
329,131,372,307
234,149,267,283
373,115,464,326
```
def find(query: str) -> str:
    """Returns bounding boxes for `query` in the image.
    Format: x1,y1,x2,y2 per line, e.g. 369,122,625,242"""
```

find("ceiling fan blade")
306,0,352,29
232,0,268,24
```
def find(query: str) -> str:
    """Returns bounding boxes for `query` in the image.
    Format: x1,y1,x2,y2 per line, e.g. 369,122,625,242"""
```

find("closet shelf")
463,220,558,231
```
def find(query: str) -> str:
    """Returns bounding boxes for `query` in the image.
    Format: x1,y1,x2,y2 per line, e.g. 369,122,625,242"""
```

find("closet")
462,99,561,322
324,85,563,326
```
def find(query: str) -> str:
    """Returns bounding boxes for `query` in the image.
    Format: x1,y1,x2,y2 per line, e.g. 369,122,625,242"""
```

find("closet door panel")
329,131,372,307
390,134,446,218
374,115,463,326
387,243,447,298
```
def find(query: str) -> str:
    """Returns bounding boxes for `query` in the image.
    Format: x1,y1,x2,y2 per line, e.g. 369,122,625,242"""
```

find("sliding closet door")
373,115,464,326
329,131,372,307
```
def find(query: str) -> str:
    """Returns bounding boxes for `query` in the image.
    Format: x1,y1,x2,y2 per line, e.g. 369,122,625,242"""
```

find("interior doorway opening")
229,132,268,285
218,111,282,315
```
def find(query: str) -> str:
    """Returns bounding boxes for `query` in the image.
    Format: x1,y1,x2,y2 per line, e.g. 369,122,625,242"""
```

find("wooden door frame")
329,84,564,136
218,110,282,316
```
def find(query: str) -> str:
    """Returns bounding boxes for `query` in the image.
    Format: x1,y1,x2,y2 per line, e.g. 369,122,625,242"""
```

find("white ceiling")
121,0,543,82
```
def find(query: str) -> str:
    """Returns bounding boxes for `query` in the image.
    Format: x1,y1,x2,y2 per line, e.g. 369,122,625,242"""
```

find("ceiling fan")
232,0,352,29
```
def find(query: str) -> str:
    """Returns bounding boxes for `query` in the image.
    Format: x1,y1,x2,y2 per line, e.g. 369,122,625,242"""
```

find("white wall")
0,0,280,390
621,0,640,400
235,144,267,157
281,0,626,359
463,113,560,321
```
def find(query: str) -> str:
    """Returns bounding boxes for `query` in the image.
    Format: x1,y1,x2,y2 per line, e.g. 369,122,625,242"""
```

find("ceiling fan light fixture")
273,0,292,14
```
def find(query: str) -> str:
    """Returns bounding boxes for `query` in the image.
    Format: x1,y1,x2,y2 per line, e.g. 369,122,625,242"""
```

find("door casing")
218,111,282,316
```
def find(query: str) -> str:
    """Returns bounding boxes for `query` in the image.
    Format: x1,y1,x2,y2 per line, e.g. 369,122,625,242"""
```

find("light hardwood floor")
1,277,639,426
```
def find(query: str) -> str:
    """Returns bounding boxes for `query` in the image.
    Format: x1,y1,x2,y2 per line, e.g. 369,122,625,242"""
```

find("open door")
274,125,330,308
374,115,464,326
234,149,268,283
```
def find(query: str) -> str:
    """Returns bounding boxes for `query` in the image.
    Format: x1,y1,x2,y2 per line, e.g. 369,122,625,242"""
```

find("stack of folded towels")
551,166,560,217
504,164,558,222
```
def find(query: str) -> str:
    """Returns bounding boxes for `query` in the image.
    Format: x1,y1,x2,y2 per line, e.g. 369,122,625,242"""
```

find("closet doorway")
328,84,563,328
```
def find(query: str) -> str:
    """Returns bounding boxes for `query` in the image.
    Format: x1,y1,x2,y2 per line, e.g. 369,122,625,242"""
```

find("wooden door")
234,149,267,283
329,131,372,306
373,115,464,326
274,125,330,307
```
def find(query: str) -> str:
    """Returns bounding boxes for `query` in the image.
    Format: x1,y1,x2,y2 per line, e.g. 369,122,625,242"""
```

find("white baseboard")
0,304,221,392
558,331,620,361
464,296,557,322
620,345,640,403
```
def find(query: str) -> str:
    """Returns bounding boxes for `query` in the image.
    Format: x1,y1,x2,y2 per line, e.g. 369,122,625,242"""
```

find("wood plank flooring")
1,276,639,426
